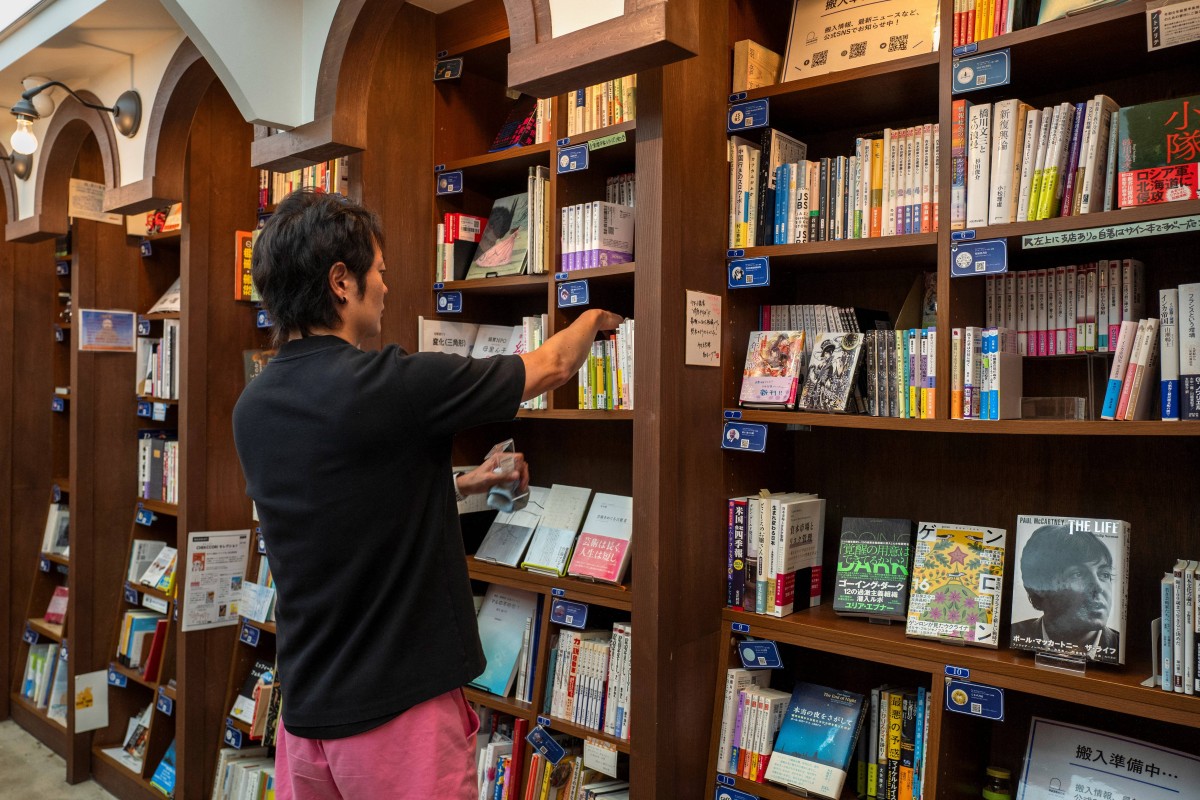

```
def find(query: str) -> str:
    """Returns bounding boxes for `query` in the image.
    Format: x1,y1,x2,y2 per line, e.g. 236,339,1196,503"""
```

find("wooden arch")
0,145,17,228
5,91,121,243
105,38,218,214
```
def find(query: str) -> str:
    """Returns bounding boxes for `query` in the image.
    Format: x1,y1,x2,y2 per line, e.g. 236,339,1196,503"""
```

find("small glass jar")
982,766,1012,800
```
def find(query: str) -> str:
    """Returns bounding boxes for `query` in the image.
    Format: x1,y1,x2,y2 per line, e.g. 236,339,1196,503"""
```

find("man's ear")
328,261,352,302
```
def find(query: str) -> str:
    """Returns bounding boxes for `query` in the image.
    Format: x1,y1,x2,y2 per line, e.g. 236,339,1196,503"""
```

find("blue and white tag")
124,584,140,604
728,257,769,288
557,144,589,174
256,309,272,329
107,666,127,688
950,239,1007,276
436,170,463,195
54,326,64,343
137,401,153,418
945,678,1004,721
257,529,266,554
550,599,589,629
721,422,767,453
224,721,244,749
945,665,970,679
526,725,567,765
39,557,51,573
434,57,463,81
51,397,65,413
55,261,70,276
240,621,261,647
738,639,783,670
135,506,155,527
727,99,769,133
436,291,462,314
156,687,174,716
22,626,38,645
715,785,761,800
723,409,742,420
952,49,1011,94
52,484,62,503
557,280,590,308
137,317,151,336
140,239,153,257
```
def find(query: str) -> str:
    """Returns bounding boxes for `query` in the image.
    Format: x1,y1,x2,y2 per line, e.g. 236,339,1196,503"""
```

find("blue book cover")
764,681,866,798
149,739,176,796
471,585,539,697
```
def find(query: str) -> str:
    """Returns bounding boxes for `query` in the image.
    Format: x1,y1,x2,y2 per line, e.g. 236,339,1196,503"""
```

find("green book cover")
833,518,914,621
1118,95,1200,207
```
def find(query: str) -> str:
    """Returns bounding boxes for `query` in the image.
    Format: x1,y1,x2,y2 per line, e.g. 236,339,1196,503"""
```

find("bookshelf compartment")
437,274,549,296
27,618,64,642
740,233,939,272
464,686,536,721
515,409,636,421
439,142,553,192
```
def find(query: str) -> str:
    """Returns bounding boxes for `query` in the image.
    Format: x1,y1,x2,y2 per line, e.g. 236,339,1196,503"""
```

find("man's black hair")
1020,524,1112,610
252,189,384,346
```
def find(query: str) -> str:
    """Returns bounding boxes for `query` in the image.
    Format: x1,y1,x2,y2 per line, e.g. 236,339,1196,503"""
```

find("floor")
0,719,117,798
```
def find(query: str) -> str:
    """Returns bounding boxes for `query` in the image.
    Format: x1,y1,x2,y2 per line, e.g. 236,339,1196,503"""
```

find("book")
465,193,530,280
149,739,176,797
763,681,866,799
417,318,478,356
906,522,1006,647
43,586,69,625
231,660,275,724
147,277,182,315
242,348,277,384
797,331,865,413
473,585,539,697
138,546,178,595
1160,288,1180,420
522,484,592,576
739,331,807,409
732,39,782,93
1119,94,1200,207
833,518,914,621
475,486,549,567
488,95,538,152
41,503,70,555
567,494,634,585
234,230,258,302
1182,283,1200,420
1010,515,1129,665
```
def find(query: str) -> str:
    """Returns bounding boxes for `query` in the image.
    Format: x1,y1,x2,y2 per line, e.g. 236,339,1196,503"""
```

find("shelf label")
728,257,769,288
731,622,751,634
135,506,155,527
722,422,767,453
51,397,65,413
951,229,976,241
945,665,970,679
60,642,67,661
137,317,151,336
728,91,748,103
436,291,462,314
156,687,174,716
240,621,261,648
140,239,153,257
951,238,1008,276
726,249,745,258
945,678,1004,721
39,556,51,573
257,529,266,554
22,625,38,645
432,282,445,291
738,640,783,670
434,57,463,81
557,279,590,308
551,599,589,629
723,409,743,420
554,272,570,281
137,400,153,418
551,587,566,598
52,484,62,503
124,584,140,605
588,132,626,151
256,309,272,329
557,144,589,174
107,665,127,688
727,99,769,133
174,605,179,622
526,725,567,765
557,137,570,147
952,42,979,56
952,49,1010,94
224,721,244,749
54,326,64,343
434,163,445,173
143,595,169,614
55,261,70,276
715,784,760,800
436,49,449,59
1023,214,1200,249
436,170,463,194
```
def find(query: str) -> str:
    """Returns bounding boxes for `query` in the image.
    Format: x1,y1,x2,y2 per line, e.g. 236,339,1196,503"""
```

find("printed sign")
224,722,244,749
240,621,261,647
950,239,1008,276
945,665,971,679
39,557,51,573
135,507,155,527
558,144,589,173
256,309,272,329
54,326,64,343
156,687,174,716
68,178,122,225
124,584,140,605
952,49,1011,93
550,599,589,629
22,626,38,645
434,57,463,80
140,239,153,257
557,280,590,308
738,640,783,669
1147,0,1200,51
715,785,761,800
685,290,721,367
142,595,169,614
727,99,769,132
588,132,627,151
51,397,65,413
55,261,70,276
721,422,768,453
137,317,151,336
1022,214,1200,248
107,665,127,688
728,257,770,288
180,529,251,632
436,170,463,195
137,401,153,418
436,291,463,314
945,678,1004,721
526,725,567,765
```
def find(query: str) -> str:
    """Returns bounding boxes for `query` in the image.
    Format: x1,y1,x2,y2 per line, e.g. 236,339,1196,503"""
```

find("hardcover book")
740,331,807,409
475,486,549,567
567,493,633,585
905,522,1006,648
465,193,530,279
1118,94,1200,207
833,518,914,621
1010,515,1129,665
230,660,274,724
763,681,867,799
797,332,865,413
472,585,539,697
523,484,592,576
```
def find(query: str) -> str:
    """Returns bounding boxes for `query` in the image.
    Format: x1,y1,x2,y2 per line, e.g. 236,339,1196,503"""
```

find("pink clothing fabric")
274,688,479,799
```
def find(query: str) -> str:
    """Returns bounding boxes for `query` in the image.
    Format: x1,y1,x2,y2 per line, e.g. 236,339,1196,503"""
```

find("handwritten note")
686,290,721,367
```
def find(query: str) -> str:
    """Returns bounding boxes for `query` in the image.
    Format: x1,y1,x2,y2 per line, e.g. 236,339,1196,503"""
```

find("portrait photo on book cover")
1010,516,1126,665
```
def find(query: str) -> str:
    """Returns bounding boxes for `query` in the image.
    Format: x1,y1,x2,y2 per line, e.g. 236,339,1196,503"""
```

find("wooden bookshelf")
437,273,549,296
27,617,64,641
515,408,635,421
467,557,633,611
737,408,1200,436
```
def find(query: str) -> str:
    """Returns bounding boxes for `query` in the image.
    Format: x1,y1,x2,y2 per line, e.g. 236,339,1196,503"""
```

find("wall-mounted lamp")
9,80,141,155
1,151,33,180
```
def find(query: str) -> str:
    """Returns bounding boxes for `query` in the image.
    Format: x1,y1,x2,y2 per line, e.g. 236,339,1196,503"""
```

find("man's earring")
338,295,348,304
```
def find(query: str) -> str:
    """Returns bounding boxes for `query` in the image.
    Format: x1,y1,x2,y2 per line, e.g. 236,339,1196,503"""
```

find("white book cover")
1016,271,1029,356
474,487,549,567
1016,108,1041,222
567,493,634,584
127,540,168,583
419,318,478,356
41,503,70,555
1085,265,1098,351
1055,266,1068,355
988,99,1020,225
1181,283,1200,420
1160,288,1180,420
471,324,521,359
966,103,992,228
522,484,592,576
472,585,539,697
1080,94,1119,214
1006,272,1018,333
1125,317,1160,421
1185,561,1198,695
1028,105,1056,221
1100,320,1139,419
1036,269,1048,357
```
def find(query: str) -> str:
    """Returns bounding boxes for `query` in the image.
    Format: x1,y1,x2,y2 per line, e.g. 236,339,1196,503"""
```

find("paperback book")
797,332,865,413
522,484,592,576
472,585,539,697
905,522,1006,648
475,486,549,567
567,493,634,585
465,193,530,280
763,681,866,799
739,331,806,409
832,518,914,621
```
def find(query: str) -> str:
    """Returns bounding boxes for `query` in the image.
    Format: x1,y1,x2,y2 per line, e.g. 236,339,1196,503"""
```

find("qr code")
976,75,986,85
888,35,909,51
849,41,867,58
971,702,982,714
812,49,828,67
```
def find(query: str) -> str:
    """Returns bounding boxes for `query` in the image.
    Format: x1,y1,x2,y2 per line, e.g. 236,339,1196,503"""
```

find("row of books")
1100,318,1161,421
117,610,168,680
725,493,825,618
20,643,67,724
138,431,179,504
451,182,548,281
40,502,69,556
564,74,637,138
951,0,1042,46
417,317,550,410
137,319,181,400
579,322,634,411
862,328,939,419
948,327,1022,420
757,304,881,366
559,201,634,272
131,542,179,596
527,747,628,800
546,623,633,739
476,711,526,800
603,173,635,208
213,746,274,800
1163,558,1200,696
257,157,349,208
982,260,1146,356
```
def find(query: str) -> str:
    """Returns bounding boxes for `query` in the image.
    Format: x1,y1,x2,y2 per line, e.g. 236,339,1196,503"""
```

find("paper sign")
945,678,1004,720
78,310,137,352
558,144,589,173
68,179,122,225
952,50,1011,93
156,687,174,716
738,640,783,669
1148,0,1200,50
434,57,463,80
180,529,250,632
256,309,272,329
721,422,767,453
685,290,721,367
74,669,109,733
583,737,620,778
1022,214,1200,248
588,132,627,151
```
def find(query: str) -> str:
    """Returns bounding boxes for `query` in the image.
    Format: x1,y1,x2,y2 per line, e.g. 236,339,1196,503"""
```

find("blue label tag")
434,57,463,80
557,144,589,174
715,785,760,800
950,229,976,242
951,239,1008,276
55,261,70,276
952,49,1011,94
738,640,783,669
728,257,769,288
124,584,140,604
726,249,745,258
60,642,68,660
731,622,751,633
434,163,445,173
722,410,743,420
224,722,244,749
557,137,570,147
526,725,567,765
557,280,590,308
174,605,178,622
156,687,174,716
22,626,38,645
432,282,445,291
256,309,271,329
137,317,151,336
108,666,127,688
952,42,980,56
436,291,462,314
257,530,266,554
721,422,767,453
137,401,153,418
727,99,769,132
52,484,62,502
54,327,64,342
945,665,970,679
728,91,748,103
140,239,153,257
436,170,463,194
436,49,448,59
135,507,155,527
551,587,566,598
240,622,261,647
550,599,589,629
51,397,65,413
554,272,569,281
945,679,1004,721
39,557,51,572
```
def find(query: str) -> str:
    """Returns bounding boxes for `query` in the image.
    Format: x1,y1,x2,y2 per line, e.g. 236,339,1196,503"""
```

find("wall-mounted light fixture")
1,150,33,180
9,80,141,155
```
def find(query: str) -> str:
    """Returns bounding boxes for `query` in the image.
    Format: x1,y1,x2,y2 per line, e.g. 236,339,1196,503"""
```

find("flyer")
180,530,250,632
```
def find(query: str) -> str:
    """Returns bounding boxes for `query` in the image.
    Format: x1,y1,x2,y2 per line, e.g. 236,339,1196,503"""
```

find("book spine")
1061,99,1091,217
1163,576,1175,693
951,328,964,419
1182,284,1200,419
966,104,992,228
1101,320,1138,419
1102,109,1119,212
1115,319,1149,420
1160,288,1180,420
1175,561,1187,692
1185,564,1196,695
951,101,969,230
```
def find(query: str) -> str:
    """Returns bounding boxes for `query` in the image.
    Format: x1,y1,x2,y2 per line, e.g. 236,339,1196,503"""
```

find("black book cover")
833,517,914,620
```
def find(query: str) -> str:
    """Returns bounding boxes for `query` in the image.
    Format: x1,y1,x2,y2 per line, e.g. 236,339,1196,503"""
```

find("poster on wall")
68,178,123,225
180,530,251,632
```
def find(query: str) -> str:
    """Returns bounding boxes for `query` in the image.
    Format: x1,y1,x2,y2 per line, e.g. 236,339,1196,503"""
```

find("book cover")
230,660,275,724
833,518,914,621
41,503,70,555
1010,515,1129,665
43,586,69,626
906,522,1006,648
797,332,865,413
149,739,176,797
567,494,633,585
472,585,539,697
242,349,277,385
418,318,478,356
466,193,530,279
763,681,866,799
234,230,258,302
488,95,538,152
475,486,549,567
523,484,591,576
147,277,182,315
740,331,807,409
732,39,782,93
1118,94,1200,207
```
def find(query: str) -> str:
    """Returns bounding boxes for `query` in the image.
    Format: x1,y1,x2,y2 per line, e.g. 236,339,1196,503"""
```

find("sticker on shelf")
738,639,783,670
728,257,769,289
950,239,1008,277
945,665,970,679
137,400,152,418
224,722,244,749
558,144,589,174
55,261,70,276
554,272,570,281
257,530,266,554
951,229,976,242
726,249,745,258
51,397,65,413
256,309,272,329
135,507,155,527
721,422,767,453
551,587,566,598
945,678,1004,721
107,666,127,688
1022,214,1200,249
22,626,38,645
723,410,743,420
434,57,463,81
436,170,463,195
240,621,261,648
142,595,168,614
537,715,551,727
432,282,445,291
727,99,769,133
39,557,50,573
153,403,167,422
124,584,140,605
526,725,568,765
557,280,590,308
156,687,174,716
54,327,64,343
731,622,751,633
550,599,589,629
952,49,1011,94
716,784,761,800
436,49,448,59
952,42,979,56
588,132,626,151
437,291,462,314
140,239,153,257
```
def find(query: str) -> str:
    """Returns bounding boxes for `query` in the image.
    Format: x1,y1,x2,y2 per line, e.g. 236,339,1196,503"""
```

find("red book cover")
43,586,68,625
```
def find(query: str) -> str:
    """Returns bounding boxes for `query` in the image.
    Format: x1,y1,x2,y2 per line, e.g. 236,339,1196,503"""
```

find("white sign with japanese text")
181,530,250,632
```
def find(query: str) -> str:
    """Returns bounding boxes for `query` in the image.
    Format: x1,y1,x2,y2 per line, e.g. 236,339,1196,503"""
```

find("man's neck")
290,326,358,348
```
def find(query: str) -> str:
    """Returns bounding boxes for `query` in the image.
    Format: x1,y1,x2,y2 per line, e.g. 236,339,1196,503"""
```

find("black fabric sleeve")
398,352,526,438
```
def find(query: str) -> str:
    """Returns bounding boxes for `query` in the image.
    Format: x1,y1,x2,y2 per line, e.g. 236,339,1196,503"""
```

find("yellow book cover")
870,139,884,237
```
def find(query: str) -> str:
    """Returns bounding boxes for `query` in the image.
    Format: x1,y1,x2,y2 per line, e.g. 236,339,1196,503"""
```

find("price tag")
727,99,769,132
951,239,1008,276
731,622,751,633
54,326,64,342
721,422,767,453
124,584,140,605
434,57,463,80
945,665,970,679
557,137,570,147
240,622,261,647
22,625,38,645
156,687,174,716
715,785,761,800
256,309,272,329
728,257,769,288
142,595,169,614
557,280,590,308
140,239,153,257
945,678,1004,721
257,529,266,554
135,506,155,527
39,557,51,573
436,170,463,195
727,249,745,258
557,144,589,174
224,721,244,749
436,291,462,314
738,640,783,669
722,409,743,420
526,725,567,765
550,599,589,629
51,397,65,413
108,666,127,688
137,400,153,418
137,317,151,336
952,49,1011,94
951,229,976,241
55,261,70,276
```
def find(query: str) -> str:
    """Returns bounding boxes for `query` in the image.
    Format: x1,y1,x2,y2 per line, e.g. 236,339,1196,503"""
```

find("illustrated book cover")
905,522,1006,648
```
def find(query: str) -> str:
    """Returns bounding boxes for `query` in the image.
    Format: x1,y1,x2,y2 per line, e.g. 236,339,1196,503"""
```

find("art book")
797,332,865,413
567,493,634,585
465,193,530,280
739,331,806,409
833,518,914,622
763,681,866,799
472,585,539,697
905,522,1006,648
1010,515,1129,665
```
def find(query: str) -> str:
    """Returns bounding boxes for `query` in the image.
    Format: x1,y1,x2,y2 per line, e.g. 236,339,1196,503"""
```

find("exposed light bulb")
11,117,37,155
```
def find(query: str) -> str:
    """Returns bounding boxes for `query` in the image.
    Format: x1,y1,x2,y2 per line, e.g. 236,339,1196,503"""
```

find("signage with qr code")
952,50,1011,94
721,422,767,453
727,100,769,133
945,678,1004,720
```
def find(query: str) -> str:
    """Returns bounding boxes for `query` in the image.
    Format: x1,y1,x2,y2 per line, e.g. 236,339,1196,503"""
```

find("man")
232,190,622,799
1010,523,1119,661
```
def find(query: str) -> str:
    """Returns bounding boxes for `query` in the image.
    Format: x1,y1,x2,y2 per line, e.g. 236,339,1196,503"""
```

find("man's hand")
456,451,529,497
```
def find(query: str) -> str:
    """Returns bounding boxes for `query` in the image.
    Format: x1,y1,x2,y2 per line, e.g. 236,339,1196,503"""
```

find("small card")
74,669,110,733
583,737,619,778
525,725,567,765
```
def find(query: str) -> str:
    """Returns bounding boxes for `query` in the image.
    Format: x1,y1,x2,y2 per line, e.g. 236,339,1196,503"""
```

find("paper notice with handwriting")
686,290,722,367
